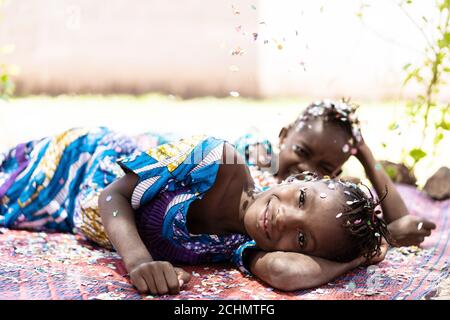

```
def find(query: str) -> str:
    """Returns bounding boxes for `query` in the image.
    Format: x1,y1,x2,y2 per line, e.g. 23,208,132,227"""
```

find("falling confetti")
235,25,242,33
347,281,356,290
417,222,423,231
231,47,245,56
229,91,240,97
229,65,240,72
231,5,240,15
342,144,350,153
112,210,118,217
336,213,343,218
328,183,336,190
320,193,327,199
106,195,112,202
375,163,383,171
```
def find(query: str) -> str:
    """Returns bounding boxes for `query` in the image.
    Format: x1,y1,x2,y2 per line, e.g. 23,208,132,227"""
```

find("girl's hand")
129,261,191,295
387,215,436,247
363,238,388,266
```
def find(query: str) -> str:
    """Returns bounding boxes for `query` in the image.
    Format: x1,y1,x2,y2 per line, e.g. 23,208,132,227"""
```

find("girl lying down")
1,128,429,295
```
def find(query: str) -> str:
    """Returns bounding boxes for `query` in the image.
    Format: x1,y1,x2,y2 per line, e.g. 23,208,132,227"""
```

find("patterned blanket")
0,184,448,300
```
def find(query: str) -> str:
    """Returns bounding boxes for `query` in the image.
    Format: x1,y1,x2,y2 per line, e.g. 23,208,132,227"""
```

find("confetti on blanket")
0,184,448,300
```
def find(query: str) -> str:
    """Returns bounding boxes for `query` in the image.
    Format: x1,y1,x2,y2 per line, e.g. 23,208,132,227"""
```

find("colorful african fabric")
117,135,257,272
0,129,260,273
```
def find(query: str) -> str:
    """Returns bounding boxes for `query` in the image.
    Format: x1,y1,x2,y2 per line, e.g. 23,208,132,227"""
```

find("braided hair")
293,99,363,153
284,171,392,262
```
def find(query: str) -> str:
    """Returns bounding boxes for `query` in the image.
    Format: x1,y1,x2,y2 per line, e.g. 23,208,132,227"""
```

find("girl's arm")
98,172,190,295
356,142,409,223
356,142,436,246
247,251,365,291
98,172,151,270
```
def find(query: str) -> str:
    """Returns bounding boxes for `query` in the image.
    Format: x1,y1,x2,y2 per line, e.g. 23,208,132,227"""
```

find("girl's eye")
299,188,307,207
298,232,306,248
292,145,308,157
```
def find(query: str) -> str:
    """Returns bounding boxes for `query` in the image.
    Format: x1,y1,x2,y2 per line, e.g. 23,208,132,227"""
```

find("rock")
380,161,417,186
424,167,450,200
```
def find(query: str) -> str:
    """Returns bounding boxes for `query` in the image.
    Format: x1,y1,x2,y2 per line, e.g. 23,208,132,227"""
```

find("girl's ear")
278,126,291,144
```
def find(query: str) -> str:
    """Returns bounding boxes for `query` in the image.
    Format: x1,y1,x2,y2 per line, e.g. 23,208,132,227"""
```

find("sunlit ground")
1,94,448,187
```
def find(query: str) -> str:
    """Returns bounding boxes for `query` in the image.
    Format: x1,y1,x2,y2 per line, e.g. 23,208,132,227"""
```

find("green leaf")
388,122,399,130
440,120,450,130
438,32,450,49
385,166,398,180
409,148,427,163
434,132,444,145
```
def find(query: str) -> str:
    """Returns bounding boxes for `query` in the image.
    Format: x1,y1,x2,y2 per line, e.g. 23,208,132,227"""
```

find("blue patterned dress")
0,128,259,273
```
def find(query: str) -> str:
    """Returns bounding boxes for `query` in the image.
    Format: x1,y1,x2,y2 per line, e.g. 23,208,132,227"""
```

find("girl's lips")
259,197,274,240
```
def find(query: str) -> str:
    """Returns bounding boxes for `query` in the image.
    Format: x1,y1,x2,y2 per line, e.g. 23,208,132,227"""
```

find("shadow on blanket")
0,184,448,300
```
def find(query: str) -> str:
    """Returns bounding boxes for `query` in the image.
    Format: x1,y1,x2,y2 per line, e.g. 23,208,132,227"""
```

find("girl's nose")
274,205,302,233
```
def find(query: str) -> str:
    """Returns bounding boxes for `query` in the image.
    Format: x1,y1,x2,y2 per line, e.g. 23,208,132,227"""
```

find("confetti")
336,213,343,218
231,5,240,15
235,25,242,33
328,183,336,190
375,163,383,171
342,144,350,153
417,222,423,231
252,32,258,41
229,65,239,72
112,210,118,217
320,193,327,199
251,4,257,10
277,43,283,50
106,195,112,202
347,281,356,290
231,46,245,56
229,91,240,97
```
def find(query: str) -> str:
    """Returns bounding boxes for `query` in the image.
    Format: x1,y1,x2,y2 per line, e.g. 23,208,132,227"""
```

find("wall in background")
1,0,448,100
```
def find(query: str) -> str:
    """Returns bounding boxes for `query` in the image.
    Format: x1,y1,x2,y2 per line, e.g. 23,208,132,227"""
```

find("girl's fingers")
131,275,149,294
141,271,158,295
422,220,436,230
418,228,432,237
151,268,169,295
175,267,192,284
163,266,180,295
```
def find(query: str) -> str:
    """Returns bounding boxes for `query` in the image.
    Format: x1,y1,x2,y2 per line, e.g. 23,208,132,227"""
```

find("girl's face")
276,118,351,181
244,180,351,259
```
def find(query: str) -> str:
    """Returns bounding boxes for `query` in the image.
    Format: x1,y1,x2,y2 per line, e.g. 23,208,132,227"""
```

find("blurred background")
0,0,449,186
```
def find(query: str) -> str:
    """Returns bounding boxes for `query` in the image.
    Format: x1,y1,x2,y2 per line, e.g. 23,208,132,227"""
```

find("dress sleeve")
117,135,224,209
231,240,259,276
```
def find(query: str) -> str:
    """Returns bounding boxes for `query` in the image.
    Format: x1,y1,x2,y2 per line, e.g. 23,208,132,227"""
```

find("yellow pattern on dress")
18,128,92,209
147,135,206,172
